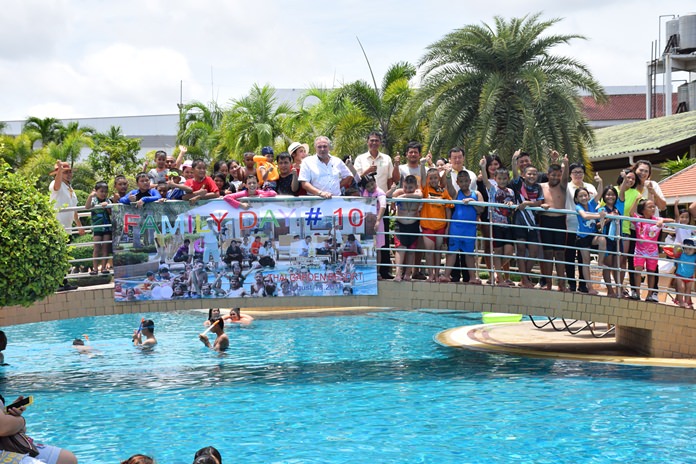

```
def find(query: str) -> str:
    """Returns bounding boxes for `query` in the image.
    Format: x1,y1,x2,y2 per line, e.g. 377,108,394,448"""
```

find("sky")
1,0,692,121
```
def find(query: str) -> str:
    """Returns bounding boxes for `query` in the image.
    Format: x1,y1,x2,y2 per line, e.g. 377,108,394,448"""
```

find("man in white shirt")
354,131,398,279
353,131,398,192
443,147,478,197
298,136,353,198
49,160,84,291
49,160,84,233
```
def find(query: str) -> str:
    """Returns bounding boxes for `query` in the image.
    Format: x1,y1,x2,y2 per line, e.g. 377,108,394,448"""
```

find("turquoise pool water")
2,309,696,463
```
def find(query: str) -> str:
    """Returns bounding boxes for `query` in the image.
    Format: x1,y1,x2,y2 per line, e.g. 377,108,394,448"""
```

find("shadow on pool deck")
437,320,696,368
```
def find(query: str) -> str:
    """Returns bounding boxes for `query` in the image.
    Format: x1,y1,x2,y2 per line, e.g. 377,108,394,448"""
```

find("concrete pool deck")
436,320,696,368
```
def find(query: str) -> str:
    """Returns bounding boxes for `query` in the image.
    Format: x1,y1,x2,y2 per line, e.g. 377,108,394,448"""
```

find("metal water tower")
647,13,696,118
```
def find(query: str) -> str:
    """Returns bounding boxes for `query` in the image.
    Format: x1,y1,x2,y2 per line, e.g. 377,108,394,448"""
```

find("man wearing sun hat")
49,160,84,235
49,160,84,291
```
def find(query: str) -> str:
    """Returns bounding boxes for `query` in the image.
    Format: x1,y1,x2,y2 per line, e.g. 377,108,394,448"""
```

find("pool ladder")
528,315,616,338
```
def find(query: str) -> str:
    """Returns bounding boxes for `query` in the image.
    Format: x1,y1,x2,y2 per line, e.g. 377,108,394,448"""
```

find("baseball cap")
261,146,274,155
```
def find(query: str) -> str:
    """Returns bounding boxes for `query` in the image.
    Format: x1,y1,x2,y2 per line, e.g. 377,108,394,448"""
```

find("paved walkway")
437,320,696,368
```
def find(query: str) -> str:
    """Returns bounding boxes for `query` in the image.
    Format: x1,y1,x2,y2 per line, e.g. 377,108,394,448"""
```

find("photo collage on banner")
111,197,378,301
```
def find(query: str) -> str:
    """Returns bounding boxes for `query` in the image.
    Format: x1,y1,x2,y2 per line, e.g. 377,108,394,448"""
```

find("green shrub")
135,244,157,254
68,234,98,262
113,251,149,266
74,189,89,207
68,274,112,287
0,161,70,306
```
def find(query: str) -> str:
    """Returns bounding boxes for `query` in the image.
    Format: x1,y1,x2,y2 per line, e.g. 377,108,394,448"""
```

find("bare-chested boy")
387,175,423,281
539,152,569,291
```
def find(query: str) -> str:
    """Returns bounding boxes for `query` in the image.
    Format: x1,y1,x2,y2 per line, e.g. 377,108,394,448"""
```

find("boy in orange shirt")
419,160,453,282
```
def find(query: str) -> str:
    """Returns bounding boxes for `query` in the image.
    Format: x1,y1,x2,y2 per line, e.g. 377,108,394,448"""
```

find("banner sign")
111,197,378,301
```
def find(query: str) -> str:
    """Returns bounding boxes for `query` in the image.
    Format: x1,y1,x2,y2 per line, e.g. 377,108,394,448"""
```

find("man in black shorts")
539,156,569,291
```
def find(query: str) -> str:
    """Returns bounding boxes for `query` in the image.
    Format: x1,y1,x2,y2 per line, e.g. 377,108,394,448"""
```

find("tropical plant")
16,146,55,189
218,84,294,157
0,161,71,306
22,116,65,149
282,86,381,157
88,126,142,181
339,58,417,156
0,133,35,170
286,87,341,146
660,154,696,179
176,101,224,161
415,13,607,169
56,121,96,144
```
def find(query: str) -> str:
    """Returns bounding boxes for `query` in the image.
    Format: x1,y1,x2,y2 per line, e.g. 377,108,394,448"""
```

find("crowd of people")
49,132,696,305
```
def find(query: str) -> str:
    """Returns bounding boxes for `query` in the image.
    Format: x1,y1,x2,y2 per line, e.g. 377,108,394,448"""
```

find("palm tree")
56,121,96,144
53,122,96,166
0,133,35,170
283,86,373,156
339,60,417,156
22,116,65,149
416,13,607,169
177,101,224,160
88,126,142,180
218,84,294,157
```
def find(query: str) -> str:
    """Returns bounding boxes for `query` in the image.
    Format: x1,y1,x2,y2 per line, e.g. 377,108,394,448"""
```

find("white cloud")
0,0,69,61
1,0,692,120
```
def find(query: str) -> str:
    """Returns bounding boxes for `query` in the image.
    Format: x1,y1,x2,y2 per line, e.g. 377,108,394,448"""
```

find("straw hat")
288,142,309,157
49,161,72,176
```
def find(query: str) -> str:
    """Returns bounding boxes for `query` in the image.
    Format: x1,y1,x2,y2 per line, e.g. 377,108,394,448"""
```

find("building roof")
587,111,696,169
658,162,696,202
581,93,677,122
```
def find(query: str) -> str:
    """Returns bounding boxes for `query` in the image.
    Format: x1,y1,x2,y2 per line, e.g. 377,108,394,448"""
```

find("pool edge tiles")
436,322,696,368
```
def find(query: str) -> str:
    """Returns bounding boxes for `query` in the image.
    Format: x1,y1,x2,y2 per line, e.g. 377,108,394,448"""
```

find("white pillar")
664,53,672,116
646,63,652,120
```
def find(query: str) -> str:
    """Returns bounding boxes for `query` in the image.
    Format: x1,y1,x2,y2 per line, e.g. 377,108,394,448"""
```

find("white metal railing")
380,196,696,306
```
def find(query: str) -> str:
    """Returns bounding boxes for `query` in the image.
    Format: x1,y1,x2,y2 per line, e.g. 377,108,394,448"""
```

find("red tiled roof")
658,162,696,200
581,94,679,121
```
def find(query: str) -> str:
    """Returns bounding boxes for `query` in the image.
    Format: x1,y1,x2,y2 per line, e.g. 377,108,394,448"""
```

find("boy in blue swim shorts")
443,170,483,284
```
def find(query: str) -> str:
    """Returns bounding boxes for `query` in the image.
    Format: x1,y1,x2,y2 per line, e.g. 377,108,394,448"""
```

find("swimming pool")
2,309,695,463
